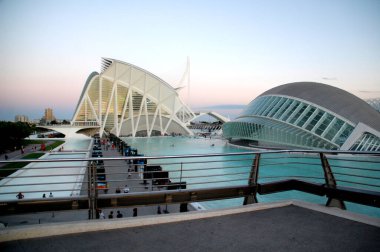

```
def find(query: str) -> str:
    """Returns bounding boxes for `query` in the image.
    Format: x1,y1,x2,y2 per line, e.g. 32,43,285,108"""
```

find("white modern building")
71,58,196,137
223,82,380,151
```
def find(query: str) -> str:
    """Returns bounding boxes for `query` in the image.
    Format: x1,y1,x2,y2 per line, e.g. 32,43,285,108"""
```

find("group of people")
97,209,137,219
3,145,41,160
17,192,54,199
108,210,124,218
101,138,116,151
42,192,54,198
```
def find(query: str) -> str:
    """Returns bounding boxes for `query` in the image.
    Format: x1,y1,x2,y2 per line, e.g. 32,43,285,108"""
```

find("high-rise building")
43,108,55,123
15,115,29,122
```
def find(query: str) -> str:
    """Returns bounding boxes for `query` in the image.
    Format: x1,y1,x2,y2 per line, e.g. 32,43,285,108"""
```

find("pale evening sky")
0,0,379,120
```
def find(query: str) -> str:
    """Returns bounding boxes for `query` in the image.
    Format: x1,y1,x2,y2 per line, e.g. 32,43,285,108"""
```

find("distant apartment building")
45,108,55,121
41,108,56,124
15,115,29,122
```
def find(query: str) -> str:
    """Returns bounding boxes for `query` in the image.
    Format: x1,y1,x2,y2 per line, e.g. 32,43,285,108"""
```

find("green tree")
0,121,33,153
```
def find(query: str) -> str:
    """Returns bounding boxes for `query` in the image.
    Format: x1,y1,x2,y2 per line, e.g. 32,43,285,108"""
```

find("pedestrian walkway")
82,139,182,216
0,141,53,167
0,203,181,227
100,143,157,195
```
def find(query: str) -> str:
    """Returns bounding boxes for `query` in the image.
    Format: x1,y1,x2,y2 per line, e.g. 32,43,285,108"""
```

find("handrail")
1,149,378,164
0,149,379,217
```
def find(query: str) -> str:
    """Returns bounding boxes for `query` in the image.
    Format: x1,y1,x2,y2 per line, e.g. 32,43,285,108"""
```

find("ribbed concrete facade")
72,58,195,137
223,82,380,151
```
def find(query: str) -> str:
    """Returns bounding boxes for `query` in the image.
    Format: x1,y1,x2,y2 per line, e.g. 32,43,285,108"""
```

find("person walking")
133,208,138,217
16,192,24,199
116,210,123,218
49,192,53,197
108,211,114,219
123,185,130,193
99,209,105,219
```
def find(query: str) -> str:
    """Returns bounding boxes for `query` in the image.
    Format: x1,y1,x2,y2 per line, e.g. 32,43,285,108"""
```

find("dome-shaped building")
223,82,380,151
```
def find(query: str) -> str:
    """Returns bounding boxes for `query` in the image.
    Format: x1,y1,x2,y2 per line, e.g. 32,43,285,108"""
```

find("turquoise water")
122,136,380,218
63,138,91,150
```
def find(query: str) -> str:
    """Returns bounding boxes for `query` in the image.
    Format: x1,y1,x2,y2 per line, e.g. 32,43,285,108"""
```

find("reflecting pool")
122,136,380,218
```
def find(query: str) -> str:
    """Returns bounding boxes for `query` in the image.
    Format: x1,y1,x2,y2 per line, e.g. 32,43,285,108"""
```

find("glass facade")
223,95,357,150
349,133,380,152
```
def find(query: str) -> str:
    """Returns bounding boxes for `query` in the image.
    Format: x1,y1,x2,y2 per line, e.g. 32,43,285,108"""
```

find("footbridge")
193,111,230,123
37,124,99,138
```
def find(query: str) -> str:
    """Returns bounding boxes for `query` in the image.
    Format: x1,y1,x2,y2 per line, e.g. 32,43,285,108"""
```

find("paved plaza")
1,202,380,251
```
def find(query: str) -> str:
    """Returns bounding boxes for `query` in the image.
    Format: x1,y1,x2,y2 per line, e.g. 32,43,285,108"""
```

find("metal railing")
0,150,379,217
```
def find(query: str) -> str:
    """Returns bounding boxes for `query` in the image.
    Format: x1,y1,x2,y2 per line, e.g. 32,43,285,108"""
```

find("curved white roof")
260,82,380,131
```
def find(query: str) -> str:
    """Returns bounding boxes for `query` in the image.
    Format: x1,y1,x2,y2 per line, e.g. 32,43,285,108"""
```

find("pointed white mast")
187,56,190,108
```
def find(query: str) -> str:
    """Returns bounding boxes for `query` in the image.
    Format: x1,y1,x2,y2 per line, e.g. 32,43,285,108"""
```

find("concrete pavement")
1,201,379,251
